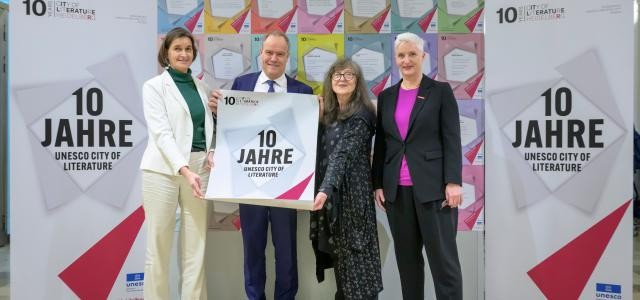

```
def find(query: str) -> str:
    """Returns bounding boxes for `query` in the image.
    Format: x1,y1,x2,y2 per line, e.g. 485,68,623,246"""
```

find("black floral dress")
310,108,383,299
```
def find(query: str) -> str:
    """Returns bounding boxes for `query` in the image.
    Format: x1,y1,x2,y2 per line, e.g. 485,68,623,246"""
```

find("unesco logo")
497,3,567,24
595,283,621,300
125,273,144,293
22,0,97,20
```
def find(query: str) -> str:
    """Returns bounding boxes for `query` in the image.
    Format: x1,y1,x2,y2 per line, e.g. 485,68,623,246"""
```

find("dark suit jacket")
231,72,313,95
372,74,462,203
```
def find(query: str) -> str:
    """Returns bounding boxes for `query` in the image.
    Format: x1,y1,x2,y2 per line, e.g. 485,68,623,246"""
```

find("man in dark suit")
371,32,463,300
209,31,313,300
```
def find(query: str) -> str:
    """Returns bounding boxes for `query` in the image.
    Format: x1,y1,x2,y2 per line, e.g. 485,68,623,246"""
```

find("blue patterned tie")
267,80,276,93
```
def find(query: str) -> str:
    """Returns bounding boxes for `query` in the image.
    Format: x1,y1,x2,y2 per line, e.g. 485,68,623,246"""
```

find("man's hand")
208,90,221,114
318,95,324,119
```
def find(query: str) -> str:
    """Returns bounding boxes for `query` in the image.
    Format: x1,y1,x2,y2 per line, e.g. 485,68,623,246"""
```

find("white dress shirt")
254,71,288,93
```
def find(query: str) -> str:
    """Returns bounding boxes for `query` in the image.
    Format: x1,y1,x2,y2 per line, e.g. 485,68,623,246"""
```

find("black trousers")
385,186,463,300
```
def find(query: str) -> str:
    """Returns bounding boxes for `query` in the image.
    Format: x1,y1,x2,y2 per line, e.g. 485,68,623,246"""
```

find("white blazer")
140,70,215,175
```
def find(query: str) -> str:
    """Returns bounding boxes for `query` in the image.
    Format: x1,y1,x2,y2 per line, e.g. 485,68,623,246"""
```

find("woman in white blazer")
140,27,215,300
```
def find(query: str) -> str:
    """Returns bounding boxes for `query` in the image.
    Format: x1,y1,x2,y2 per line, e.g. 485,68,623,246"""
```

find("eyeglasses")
332,72,355,81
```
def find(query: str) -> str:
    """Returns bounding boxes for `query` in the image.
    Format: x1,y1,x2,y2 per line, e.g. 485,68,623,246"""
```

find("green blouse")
168,67,206,151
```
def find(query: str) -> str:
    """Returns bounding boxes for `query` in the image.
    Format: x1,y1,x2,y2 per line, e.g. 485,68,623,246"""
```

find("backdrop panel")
485,1,633,299
9,1,155,298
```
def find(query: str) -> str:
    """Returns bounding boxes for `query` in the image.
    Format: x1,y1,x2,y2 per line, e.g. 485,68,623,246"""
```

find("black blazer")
372,74,462,203
231,71,313,94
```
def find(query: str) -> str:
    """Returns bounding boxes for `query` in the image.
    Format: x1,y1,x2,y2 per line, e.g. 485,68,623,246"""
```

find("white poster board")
206,90,318,210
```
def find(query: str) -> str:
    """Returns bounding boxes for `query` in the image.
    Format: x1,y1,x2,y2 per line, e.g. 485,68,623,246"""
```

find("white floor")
635,232,640,298
0,244,8,300
0,237,638,299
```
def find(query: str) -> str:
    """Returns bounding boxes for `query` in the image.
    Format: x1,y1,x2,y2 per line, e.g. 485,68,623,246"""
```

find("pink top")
395,87,418,186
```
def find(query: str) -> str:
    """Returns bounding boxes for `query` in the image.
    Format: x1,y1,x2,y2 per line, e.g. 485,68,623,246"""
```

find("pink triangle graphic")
276,173,314,200
184,9,203,32
464,8,483,32
527,200,631,300
231,8,250,32
463,71,483,98
463,206,483,228
232,216,241,231
418,8,436,32
457,218,470,231
323,8,343,32
464,139,483,163
370,75,389,96
59,206,145,299
277,8,297,32
457,195,483,230
371,7,390,32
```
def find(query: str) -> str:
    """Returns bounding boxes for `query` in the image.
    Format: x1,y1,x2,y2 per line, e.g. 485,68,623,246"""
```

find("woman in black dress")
311,58,383,300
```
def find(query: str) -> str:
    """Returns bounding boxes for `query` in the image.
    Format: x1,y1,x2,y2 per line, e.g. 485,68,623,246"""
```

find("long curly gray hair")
320,58,375,125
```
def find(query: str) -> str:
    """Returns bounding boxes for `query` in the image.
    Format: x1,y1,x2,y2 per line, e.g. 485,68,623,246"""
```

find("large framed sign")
205,90,318,210
9,0,155,298
485,1,633,299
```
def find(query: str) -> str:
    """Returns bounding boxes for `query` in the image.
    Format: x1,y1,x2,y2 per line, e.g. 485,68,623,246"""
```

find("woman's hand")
180,166,203,198
444,183,462,208
205,151,215,171
312,192,328,211
374,189,386,211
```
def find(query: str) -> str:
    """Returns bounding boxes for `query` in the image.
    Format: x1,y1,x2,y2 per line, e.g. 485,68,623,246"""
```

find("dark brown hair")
157,27,197,68
321,58,375,125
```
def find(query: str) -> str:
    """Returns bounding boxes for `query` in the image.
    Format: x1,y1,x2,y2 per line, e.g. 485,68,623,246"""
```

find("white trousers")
142,152,209,300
